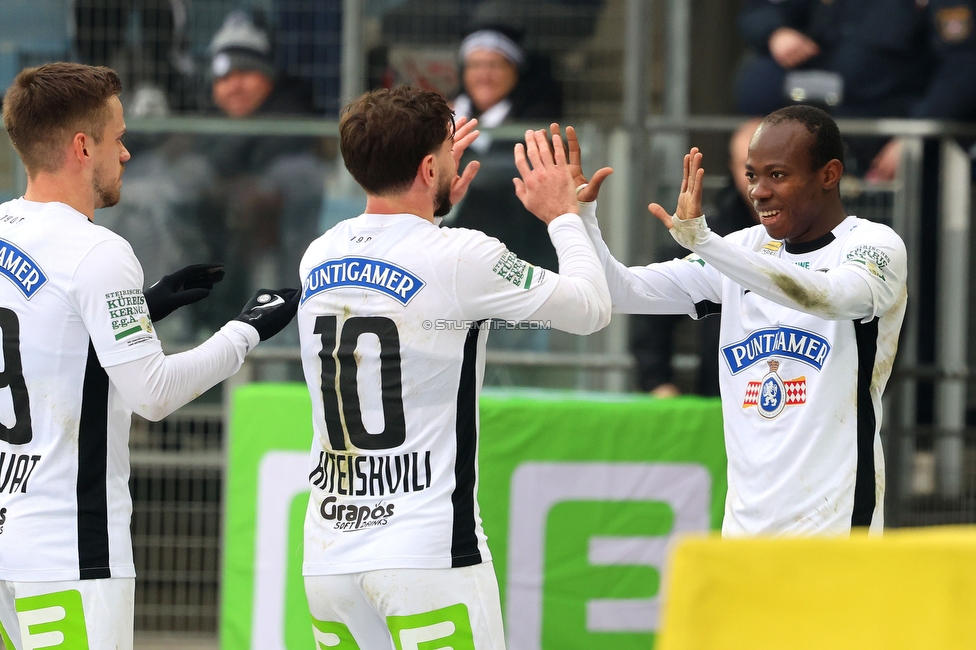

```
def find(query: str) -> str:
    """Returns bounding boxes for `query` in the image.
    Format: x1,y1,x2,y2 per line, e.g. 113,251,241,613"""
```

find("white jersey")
584,206,907,536
299,213,571,574
0,199,161,581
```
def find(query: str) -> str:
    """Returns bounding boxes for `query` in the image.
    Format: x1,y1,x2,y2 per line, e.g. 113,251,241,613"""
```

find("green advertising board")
221,384,726,649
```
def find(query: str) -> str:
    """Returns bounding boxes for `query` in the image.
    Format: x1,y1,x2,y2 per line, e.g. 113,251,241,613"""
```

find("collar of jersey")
784,232,835,254
783,215,857,254
357,212,431,227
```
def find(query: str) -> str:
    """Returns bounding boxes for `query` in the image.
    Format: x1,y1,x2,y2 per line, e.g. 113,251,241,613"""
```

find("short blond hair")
3,62,122,175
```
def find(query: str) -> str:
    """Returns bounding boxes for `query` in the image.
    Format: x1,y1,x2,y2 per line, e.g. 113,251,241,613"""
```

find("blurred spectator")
632,119,762,397
448,25,562,271
100,11,325,342
74,0,195,113
198,11,326,336
735,0,976,180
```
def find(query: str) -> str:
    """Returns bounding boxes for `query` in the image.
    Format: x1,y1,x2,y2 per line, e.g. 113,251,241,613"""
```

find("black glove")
144,263,225,322
235,288,300,341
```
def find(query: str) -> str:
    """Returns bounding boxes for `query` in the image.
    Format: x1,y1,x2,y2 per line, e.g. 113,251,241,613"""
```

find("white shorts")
305,562,506,649
0,578,134,650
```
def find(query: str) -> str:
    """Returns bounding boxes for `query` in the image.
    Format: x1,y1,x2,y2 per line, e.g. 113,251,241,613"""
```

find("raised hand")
550,123,613,203
648,147,705,229
513,129,578,224
449,116,482,205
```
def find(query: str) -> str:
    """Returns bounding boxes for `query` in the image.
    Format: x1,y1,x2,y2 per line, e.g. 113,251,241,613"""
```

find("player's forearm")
106,321,259,420
578,201,699,315
680,219,876,320
530,213,611,334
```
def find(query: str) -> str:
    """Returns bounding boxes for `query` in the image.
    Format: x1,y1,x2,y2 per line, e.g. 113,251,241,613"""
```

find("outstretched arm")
652,148,906,321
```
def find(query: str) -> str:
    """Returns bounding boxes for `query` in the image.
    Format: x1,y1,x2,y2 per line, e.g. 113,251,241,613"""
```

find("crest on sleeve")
742,360,806,419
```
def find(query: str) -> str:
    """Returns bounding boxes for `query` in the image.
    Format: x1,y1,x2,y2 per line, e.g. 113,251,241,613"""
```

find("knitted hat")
459,26,525,67
209,11,275,79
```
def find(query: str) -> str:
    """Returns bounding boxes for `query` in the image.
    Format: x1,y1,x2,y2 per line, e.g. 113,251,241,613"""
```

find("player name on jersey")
0,453,42,494
302,257,425,306
0,238,47,299
722,326,831,374
308,450,433,497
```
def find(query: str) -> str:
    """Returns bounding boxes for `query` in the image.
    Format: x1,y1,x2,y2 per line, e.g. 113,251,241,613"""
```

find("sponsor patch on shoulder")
493,250,541,289
105,289,152,340
846,245,890,280
683,253,706,267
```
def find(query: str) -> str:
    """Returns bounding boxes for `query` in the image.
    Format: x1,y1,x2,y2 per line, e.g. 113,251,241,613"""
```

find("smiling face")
745,120,839,243
90,95,130,209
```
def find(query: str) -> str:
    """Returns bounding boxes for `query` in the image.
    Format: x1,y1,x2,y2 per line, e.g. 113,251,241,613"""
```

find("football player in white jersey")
298,86,611,649
560,105,907,537
0,63,299,649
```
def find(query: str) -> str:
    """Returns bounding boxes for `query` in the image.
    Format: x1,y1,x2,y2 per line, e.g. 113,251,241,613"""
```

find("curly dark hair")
762,105,844,172
340,86,455,196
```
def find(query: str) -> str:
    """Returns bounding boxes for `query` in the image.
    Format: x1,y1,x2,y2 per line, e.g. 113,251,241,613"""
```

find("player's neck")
24,172,96,221
364,192,435,223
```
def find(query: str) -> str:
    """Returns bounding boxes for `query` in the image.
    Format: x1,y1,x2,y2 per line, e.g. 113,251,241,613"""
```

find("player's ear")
821,159,843,190
71,132,89,164
420,154,436,185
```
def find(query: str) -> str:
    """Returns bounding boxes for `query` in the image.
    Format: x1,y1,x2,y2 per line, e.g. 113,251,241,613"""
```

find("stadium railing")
3,115,976,641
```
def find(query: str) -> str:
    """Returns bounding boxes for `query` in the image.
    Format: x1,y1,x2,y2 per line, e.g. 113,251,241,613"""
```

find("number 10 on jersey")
314,315,406,452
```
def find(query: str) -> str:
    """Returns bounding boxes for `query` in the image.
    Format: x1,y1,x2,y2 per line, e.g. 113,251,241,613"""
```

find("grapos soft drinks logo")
505,462,711,649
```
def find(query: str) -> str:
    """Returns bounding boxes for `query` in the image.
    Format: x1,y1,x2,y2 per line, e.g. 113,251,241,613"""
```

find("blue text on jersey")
302,257,425,306
722,326,831,374
0,239,48,299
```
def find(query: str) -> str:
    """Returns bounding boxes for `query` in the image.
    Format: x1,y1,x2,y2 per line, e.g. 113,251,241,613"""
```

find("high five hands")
648,147,706,229
513,128,579,224
549,124,613,203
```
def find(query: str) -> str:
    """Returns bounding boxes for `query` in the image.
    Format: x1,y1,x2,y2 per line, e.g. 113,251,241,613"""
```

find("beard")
93,166,123,209
433,175,453,218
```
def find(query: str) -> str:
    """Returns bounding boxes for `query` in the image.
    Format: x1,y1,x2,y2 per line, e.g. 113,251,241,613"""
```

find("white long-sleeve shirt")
0,198,258,581
581,201,907,536
298,211,610,574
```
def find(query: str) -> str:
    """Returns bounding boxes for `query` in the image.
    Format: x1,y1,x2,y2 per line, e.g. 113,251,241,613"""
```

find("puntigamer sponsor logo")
105,289,152,340
722,326,831,374
301,257,425,306
0,238,47,299
319,496,395,531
